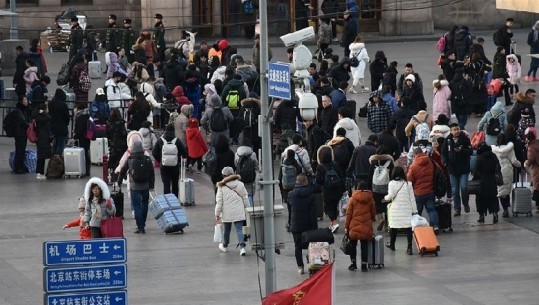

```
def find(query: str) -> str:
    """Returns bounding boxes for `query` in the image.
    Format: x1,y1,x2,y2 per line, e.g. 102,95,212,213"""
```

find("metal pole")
10,0,17,39
259,0,276,296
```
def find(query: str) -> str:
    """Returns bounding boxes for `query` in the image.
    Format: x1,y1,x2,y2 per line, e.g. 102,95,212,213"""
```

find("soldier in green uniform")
105,14,119,53
152,13,166,70
68,17,84,62
121,18,136,63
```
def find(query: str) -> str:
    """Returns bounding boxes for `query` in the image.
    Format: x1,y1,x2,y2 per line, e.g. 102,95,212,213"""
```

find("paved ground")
1,29,539,305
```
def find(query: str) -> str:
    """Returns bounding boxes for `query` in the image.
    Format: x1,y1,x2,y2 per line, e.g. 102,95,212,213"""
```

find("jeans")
349,239,369,264
486,96,496,111
415,193,439,228
131,189,149,230
161,165,179,198
248,195,254,207
456,113,468,130
222,221,245,248
450,174,469,211
53,135,67,155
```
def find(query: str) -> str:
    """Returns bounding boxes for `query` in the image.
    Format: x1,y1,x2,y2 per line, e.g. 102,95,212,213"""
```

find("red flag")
262,263,333,305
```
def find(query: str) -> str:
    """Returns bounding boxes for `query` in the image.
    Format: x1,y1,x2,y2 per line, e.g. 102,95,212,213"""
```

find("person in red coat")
62,197,92,239
172,86,191,109
186,118,209,173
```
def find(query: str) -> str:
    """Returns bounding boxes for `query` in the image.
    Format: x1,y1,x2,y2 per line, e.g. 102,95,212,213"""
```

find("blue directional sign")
44,264,127,293
45,290,127,305
43,238,126,266
268,62,292,100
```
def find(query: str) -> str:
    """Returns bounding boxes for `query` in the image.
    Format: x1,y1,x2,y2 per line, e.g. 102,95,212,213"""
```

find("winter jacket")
407,153,435,196
526,139,539,191
406,139,433,165
90,97,111,124
492,51,508,79
384,180,417,229
152,130,188,165
473,147,500,214
305,124,329,169
390,106,415,147
327,136,355,173
340,16,357,50
449,73,472,114
470,43,492,65
349,43,369,80
454,29,473,61
508,92,536,126
281,144,313,176
432,79,452,121
316,161,346,203
23,66,39,93
64,217,91,240
238,98,261,147
140,82,162,121
69,62,89,102
83,177,116,227
163,59,185,90
174,104,194,147
215,175,249,222
527,23,539,68
318,22,332,45
118,142,155,191
382,92,398,113
329,89,347,110
106,118,128,169
441,131,473,175
34,112,52,159
288,185,318,233
73,109,90,148
186,125,208,160
235,64,258,85
369,51,388,90
329,60,351,85
319,105,339,135
345,190,375,241
274,99,299,132
221,79,247,109
397,72,423,98
347,140,377,178
48,97,70,137
495,25,513,54
367,101,392,133
105,78,131,108
367,154,395,191
106,52,128,79
492,142,521,196
200,95,234,143
139,127,157,151
333,118,361,147
478,101,508,145
401,82,426,113
115,131,149,174
430,124,451,140
506,54,521,85
172,86,191,109
212,136,236,184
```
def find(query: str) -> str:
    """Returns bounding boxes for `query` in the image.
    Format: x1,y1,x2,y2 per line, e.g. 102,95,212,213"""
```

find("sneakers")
463,204,470,213
348,87,358,94
36,174,46,180
329,223,339,233
434,227,440,235
361,87,370,93
525,75,532,82
133,228,145,234
240,248,246,256
298,266,305,274
453,210,461,217
385,242,395,251
218,243,228,253
348,263,357,271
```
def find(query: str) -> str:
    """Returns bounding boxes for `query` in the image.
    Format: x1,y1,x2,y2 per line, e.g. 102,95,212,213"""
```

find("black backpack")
210,107,227,132
451,89,465,108
2,109,19,137
431,159,447,198
129,155,151,183
486,111,502,136
243,108,258,128
323,163,342,190
238,155,257,184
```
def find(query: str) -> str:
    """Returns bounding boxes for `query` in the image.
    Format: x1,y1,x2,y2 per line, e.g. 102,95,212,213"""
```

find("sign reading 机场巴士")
43,239,126,266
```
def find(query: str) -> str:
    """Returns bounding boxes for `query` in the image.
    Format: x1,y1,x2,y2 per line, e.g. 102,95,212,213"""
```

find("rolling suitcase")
413,226,440,256
156,208,189,234
179,158,195,206
110,184,124,218
88,61,102,79
367,235,385,269
149,193,181,219
90,137,108,165
512,172,533,217
63,145,86,178
307,242,332,273
435,200,453,232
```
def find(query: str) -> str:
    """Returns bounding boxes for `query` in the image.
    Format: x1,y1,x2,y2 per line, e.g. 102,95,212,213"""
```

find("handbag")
495,163,504,186
340,234,354,255
358,102,369,117
100,216,124,238
467,179,481,195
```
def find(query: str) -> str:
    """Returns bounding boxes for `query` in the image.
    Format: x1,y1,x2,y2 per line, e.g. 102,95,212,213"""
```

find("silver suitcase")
90,137,108,165
63,146,86,178
367,235,385,269
88,61,102,79
179,158,195,206
512,173,532,217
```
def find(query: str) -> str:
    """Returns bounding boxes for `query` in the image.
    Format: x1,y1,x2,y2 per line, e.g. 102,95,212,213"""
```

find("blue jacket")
330,89,347,110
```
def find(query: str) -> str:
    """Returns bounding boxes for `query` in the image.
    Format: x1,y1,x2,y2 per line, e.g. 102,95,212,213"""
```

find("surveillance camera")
280,27,316,47
296,91,318,121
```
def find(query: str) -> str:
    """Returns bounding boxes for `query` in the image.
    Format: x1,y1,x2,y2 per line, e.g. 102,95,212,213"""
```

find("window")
61,0,93,4
5,0,38,7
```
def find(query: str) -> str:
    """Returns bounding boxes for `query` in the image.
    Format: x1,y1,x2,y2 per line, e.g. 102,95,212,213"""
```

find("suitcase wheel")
435,252,438,257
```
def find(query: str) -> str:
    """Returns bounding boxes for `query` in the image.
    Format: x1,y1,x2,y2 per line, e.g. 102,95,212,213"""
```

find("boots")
361,263,368,272
502,209,509,218
493,212,499,224
477,213,485,223
376,214,385,232
348,260,357,271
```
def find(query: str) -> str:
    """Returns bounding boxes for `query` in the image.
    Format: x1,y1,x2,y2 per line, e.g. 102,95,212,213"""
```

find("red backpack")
436,34,447,53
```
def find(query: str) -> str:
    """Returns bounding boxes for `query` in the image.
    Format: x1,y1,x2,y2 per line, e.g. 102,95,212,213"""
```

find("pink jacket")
432,79,451,121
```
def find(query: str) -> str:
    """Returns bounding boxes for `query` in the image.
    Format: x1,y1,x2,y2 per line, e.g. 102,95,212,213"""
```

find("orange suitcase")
413,226,440,256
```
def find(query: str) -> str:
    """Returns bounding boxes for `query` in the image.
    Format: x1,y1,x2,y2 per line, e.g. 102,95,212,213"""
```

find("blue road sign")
268,62,292,100
43,238,127,266
44,264,127,293
45,290,127,305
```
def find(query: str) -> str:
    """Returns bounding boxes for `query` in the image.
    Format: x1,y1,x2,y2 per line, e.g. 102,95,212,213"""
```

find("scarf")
91,197,102,221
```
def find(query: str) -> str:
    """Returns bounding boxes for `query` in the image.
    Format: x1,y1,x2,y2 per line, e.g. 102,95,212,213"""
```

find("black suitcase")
111,184,124,218
302,228,335,244
435,200,453,232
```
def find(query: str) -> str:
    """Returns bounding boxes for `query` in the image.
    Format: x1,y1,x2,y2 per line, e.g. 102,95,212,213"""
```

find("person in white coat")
384,166,417,255
140,79,162,124
106,72,133,109
215,167,250,256
333,107,362,147
348,37,370,94
506,54,521,98
492,134,521,218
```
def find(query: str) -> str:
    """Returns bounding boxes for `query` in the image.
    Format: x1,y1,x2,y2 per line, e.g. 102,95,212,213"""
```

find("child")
186,118,208,173
516,108,535,145
506,54,521,98
139,121,157,152
62,197,91,239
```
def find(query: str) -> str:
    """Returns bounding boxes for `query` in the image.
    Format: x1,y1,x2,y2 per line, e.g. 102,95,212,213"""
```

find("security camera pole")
259,0,277,295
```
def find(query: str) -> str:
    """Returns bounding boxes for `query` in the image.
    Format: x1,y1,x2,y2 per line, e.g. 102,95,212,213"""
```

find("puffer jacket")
349,42,369,80
406,153,435,196
83,177,116,227
384,179,417,229
23,66,39,93
186,123,208,159
506,54,521,85
281,144,313,176
34,112,52,159
345,190,376,241
508,92,536,126
289,185,317,233
215,175,249,222
333,118,362,147
432,79,451,121
478,101,508,146
492,142,521,196
174,104,194,147
367,154,394,191
172,86,191,109
526,139,539,190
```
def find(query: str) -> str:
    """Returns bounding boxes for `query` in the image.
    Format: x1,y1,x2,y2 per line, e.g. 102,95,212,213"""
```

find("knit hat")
218,39,229,50
405,74,416,83
221,166,234,176
187,118,199,128
78,197,86,209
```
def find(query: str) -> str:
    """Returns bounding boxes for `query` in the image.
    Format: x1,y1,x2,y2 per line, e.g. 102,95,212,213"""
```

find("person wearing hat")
106,14,119,53
63,197,92,239
396,63,423,102
152,13,166,66
366,90,392,134
215,166,249,256
252,34,273,73
120,18,136,63
90,88,111,125
68,16,83,62
400,72,427,113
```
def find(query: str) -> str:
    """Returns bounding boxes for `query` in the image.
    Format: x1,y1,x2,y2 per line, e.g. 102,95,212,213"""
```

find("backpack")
451,89,466,107
161,137,179,166
129,155,151,183
225,89,240,110
78,71,91,93
412,114,430,140
26,120,38,143
203,149,218,176
372,160,391,193
56,63,70,86
486,111,502,136
3,109,19,137
323,163,342,190
243,107,258,128
436,34,446,53
281,163,297,190
238,155,257,184
86,119,97,141
46,155,65,179
431,159,447,198
210,107,228,132
243,0,255,14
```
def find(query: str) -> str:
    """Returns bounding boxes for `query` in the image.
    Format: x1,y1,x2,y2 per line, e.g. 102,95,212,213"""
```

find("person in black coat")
163,54,185,91
369,50,388,91
47,89,70,155
13,46,29,99
449,69,472,129
29,75,51,107
339,10,357,58
238,97,261,156
316,145,346,233
383,61,398,95
347,134,378,182
328,58,351,85
377,126,400,161
453,26,473,61
288,174,317,274
390,97,415,151
328,127,355,173
73,102,91,176
34,103,52,178
11,98,31,174
210,134,236,186
473,142,501,224
127,92,151,131
319,95,339,135
107,108,128,180
274,99,300,133
494,17,514,55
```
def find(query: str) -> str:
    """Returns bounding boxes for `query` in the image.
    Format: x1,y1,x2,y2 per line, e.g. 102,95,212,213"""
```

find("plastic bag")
411,214,429,231
339,193,349,219
213,224,223,243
